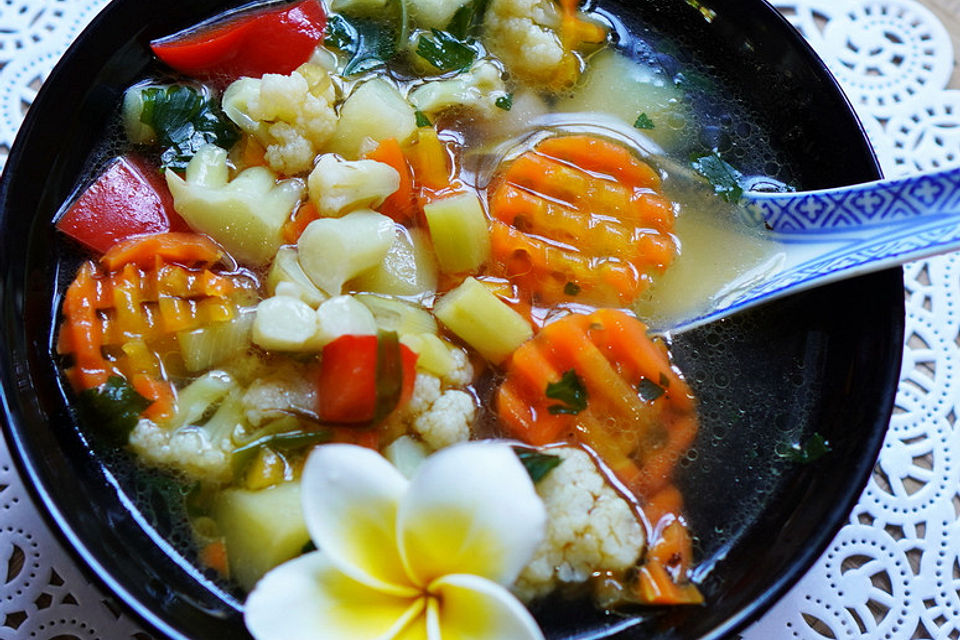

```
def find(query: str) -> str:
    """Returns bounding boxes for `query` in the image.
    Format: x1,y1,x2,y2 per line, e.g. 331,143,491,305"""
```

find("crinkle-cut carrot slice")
535,135,662,191
488,135,677,307
101,232,224,271
496,309,696,499
58,253,255,393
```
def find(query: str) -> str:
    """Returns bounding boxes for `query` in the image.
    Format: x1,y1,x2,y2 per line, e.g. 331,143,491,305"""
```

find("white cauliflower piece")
308,154,400,217
128,372,248,483
386,373,476,451
241,362,318,427
129,419,234,483
411,389,475,450
483,0,567,87
165,144,304,266
222,63,337,175
512,447,646,602
410,60,508,118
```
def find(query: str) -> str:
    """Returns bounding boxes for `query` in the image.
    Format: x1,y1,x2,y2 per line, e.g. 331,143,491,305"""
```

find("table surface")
2,1,960,639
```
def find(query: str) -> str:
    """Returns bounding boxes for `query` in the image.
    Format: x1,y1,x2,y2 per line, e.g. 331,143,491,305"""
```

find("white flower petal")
398,442,547,586
302,444,416,595
244,551,422,640
430,574,545,640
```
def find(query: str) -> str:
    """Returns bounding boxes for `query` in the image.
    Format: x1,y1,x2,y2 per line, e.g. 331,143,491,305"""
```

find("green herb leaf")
446,0,489,39
637,377,666,402
513,447,562,483
563,281,581,296
691,151,745,203
231,429,333,477
546,369,588,415
634,112,655,129
327,13,400,76
495,93,514,111
139,85,240,171
659,372,671,388
79,376,152,444
416,29,478,72
415,110,432,127
778,433,831,464
374,330,405,423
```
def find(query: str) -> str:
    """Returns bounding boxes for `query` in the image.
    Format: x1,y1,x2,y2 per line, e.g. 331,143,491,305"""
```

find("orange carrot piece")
237,134,268,169
60,261,113,389
282,202,320,244
200,539,230,579
488,136,677,307
536,135,661,191
131,373,176,421
636,560,704,606
366,138,418,223
101,232,223,271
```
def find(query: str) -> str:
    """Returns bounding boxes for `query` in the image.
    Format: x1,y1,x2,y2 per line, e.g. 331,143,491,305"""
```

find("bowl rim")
0,0,903,638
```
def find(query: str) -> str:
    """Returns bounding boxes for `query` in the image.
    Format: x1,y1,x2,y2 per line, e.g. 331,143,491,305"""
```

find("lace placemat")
1,1,957,638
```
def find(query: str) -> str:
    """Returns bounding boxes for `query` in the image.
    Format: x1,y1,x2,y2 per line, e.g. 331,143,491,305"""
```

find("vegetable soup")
51,0,801,636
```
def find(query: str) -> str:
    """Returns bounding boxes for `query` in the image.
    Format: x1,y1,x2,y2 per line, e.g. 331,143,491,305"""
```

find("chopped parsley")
637,377,666,402
563,281,581,296
546,369,588,415
325,13,400,76
513,447,562,483
138,84,239,171
416,29,478,72
79,376,152,444
778,433,832,464
446,0,489,39
634,112,655,130
231,429,334,477
495,93,514,111
415,109,432,127
691,151,746,203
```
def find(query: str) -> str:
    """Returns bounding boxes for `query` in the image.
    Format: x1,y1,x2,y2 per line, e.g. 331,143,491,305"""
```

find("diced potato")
355,294,438,336
177,309,255,372
298,210,397,296
328,79,418,159
253,296,320,351
423,192,491,274
434,277,533,364
266,246,329,308
556,49,691,149
308,154,400,218
314,295,378,346
213,482,310,590
400,333,456,378
384,435,429,479
408,0,471,28
351,228,438,298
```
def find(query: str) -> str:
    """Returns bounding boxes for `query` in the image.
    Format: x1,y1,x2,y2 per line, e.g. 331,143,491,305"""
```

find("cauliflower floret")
386,373,477,451
308,154,400,217
512,447,646,602
241,361,318,427
412,389,476,450
223,63,337,175
409,60,508,118
129,419,234,483
483,0,567,87
442,343,474,387
165,144,304,266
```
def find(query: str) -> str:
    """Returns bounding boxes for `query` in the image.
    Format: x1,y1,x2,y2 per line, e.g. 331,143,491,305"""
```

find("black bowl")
0,0,903,639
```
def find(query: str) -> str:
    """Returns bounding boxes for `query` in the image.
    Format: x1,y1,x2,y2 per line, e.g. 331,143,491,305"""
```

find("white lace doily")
1,1,958,639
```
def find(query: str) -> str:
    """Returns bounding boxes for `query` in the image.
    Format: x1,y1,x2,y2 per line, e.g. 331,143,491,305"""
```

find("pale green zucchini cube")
434,277,532,364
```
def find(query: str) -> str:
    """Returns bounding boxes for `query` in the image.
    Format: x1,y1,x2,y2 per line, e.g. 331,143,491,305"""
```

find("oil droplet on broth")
633,186,784,330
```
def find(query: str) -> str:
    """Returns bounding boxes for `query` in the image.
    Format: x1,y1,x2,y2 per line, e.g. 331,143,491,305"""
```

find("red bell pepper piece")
150,0,327,81
56,155,187,254
317,334,418,424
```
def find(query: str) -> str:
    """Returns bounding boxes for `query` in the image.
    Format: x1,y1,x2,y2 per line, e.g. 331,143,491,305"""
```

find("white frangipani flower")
244,441,548,640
